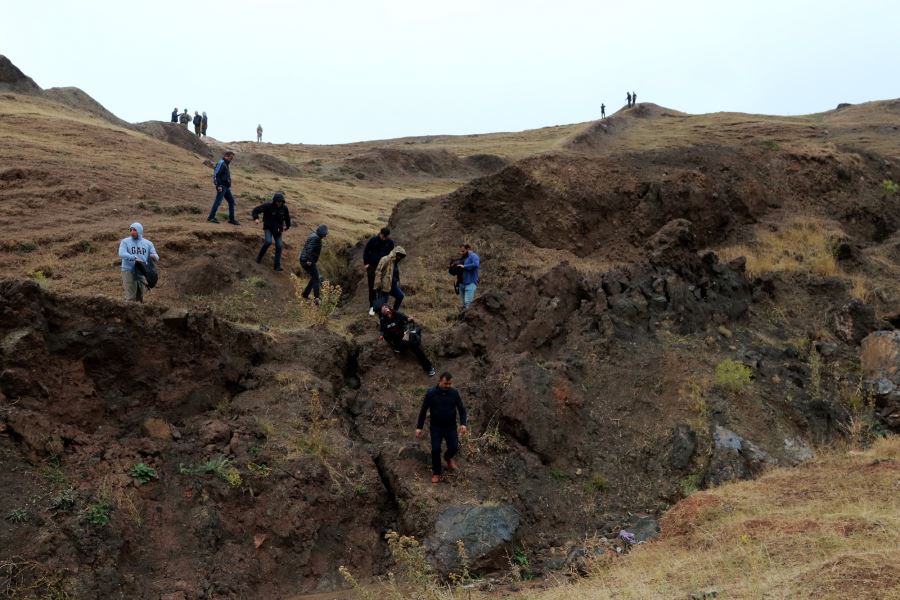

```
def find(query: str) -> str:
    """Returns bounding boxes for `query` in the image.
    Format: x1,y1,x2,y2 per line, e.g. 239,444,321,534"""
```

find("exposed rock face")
860,330,900,430
705,426,775,487
0,55,41,94
831,299,887,345
426,505,520,575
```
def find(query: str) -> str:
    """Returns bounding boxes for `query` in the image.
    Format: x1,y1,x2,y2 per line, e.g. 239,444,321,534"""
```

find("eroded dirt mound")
0,55,41,95
239,152,302,177
0,280,392,598
133,120,214,159
344,147,500,179
43,86,131,128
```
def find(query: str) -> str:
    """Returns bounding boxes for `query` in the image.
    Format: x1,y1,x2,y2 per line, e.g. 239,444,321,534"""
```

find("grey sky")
5,0,899,144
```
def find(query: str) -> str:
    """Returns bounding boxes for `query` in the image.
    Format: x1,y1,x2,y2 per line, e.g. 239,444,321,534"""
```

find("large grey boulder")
705,426,774,487
426,504,519,575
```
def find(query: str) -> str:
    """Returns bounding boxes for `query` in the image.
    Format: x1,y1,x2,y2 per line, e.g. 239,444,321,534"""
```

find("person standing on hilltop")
458,243,480,309
632,91,637,105
207,150,239,225
118,222,159,303
415,372,467,483
374,246,407,311
299,224,329,303
257,124,263,143
192,111,202,136
363,227,395,316
179,109,191,127
626,92,632,108
201,112,208,136
601,103,606,118
252,192,291,271
171,107,178,123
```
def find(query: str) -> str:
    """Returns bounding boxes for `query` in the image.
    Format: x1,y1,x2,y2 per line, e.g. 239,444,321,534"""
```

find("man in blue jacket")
207,151,239,225
170,107,178,123
252,192,291,271
299,224,328,302
118,222,159,302
459,243,480,309
363,227,394,316
415,372,468,483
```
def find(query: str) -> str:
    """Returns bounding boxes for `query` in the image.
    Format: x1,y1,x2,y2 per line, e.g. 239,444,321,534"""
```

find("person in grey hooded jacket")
118,222,159,302
299,224,328,302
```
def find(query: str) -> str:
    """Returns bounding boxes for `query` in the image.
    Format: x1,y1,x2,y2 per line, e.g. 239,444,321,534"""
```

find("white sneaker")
368,307,375,316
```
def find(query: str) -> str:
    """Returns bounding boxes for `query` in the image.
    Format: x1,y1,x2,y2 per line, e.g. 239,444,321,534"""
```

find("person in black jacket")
171,107,178,123
379,304,435,376
192,111,202,135
363,228,394,315
415,373,468,483
299,224,328,302
201,112,208,136
252,192,291,271
207,151,239,225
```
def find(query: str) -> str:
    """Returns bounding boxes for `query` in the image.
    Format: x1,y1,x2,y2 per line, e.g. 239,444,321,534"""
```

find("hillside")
1,56,899,598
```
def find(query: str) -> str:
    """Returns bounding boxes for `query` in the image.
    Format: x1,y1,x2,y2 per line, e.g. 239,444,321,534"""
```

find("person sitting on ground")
363,227,395,316
374,246,406,311
458,243,480,309
118,222,159,303
192,111,202,135
415,372,468,483
201,111,208,136
299,224,328,303
252,192,291,271
171,107,178,123
207,150,239,225
179,109,191,127
379,304,435,376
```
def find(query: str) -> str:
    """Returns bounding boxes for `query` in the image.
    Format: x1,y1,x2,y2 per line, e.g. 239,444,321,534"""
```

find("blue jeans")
460,283,477,309
430,426,459,475
377,283,404,311
257,229,283,267
301,263,321,299
208,187,236,221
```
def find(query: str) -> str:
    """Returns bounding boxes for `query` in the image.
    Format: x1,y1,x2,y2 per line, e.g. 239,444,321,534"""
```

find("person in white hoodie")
118,222,159,302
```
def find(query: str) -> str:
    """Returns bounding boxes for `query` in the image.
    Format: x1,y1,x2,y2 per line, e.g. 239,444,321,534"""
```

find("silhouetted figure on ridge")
601,103,606,118
171,107,178,123
633,91,637,105
626,92,632,108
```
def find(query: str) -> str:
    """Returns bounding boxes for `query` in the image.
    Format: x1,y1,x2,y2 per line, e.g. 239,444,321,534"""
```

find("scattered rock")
142,418,172,440
782,437,814,465
669,424,697,470
628,516,660,543
831,299,886,345
860,330,900,431
717,325,733,339
199,419,232,446
426,504,519,575
706,426,773,487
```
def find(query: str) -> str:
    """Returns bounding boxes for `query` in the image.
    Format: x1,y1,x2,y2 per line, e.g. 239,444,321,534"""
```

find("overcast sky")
5,0,899,144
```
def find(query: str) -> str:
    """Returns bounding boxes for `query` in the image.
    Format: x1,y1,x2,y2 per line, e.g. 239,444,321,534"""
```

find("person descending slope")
207,150,239,225
415,372,468,483
299,224,329,303
252,192,291,271
374,246,406,311
363,227,395,316
118,222,159,303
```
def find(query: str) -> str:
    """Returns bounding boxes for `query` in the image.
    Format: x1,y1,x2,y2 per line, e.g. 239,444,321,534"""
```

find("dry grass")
519,436,900,600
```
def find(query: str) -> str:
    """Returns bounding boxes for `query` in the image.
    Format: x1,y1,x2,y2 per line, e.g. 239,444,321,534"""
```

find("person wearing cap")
118,222,159,302
373,246,407,311
252,192,291,271
207,150,239,225
299,224,329,302
363,227,395,316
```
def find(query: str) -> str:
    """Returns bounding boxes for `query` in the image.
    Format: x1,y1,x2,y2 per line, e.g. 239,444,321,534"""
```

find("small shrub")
224,468,242,488
180,455,242,488
83,500,112,527
5,508,28,524
290,274,343,326
15,242,37,254
715,359,753,394
550,468,571,481
30,270,48,287
49,488,78,513
73,239,94,254
585,473,609,493
881,179,899,194
129,462,157,484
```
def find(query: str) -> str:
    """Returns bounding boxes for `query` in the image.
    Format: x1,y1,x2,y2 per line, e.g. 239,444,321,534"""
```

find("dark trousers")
208,187,236,221
430,426,459,475
367,266,377,307
389,338,433,373
257,230,283,268
301,263,321,299
376,283,404,311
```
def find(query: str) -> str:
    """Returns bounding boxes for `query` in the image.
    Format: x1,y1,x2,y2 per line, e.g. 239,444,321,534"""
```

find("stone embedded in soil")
831,299,886,345
426,504,520,575
142,417,172,440
669,424,697,470
199,419,232,445
628,516,661,543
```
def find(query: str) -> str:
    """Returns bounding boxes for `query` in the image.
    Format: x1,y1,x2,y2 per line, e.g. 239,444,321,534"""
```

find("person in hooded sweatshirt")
299,224,328,302
118,222,159,303
374,246,406,311
252,192,291,271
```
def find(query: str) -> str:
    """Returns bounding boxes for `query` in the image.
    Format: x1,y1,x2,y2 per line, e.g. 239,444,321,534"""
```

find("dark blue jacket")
363,235,394,268
171,110,178,123
213,158,232,188
461,251,480,285
251,201,291,232
299,226,328,264
417,386,467,429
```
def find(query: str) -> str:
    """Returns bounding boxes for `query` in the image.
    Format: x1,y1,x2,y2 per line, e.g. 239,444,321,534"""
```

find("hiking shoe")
313,297,321,305
255,256,263,264
431,474,441,484
227,219,240,225
207,217,220,224
368,307,375,316
427,368,436,377
274,266,283,272
446,459,458,472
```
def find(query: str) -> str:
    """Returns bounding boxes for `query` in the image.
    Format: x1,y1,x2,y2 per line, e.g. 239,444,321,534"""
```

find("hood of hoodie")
316,224,329,238
130,222,143,239
391,245,407,259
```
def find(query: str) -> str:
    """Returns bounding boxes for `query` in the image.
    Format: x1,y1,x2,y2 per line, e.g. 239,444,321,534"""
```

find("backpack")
134,260,159,289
